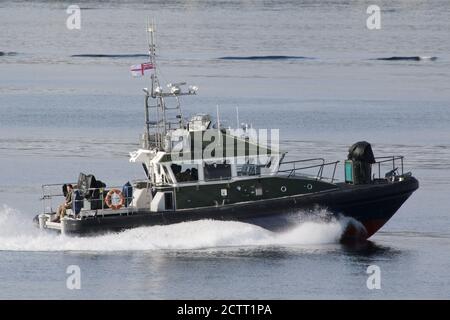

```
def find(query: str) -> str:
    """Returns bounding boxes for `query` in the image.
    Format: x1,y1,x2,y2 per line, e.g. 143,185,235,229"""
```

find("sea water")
0,0,449,299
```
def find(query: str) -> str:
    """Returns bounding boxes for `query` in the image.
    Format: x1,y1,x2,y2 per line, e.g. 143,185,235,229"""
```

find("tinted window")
171,163,199,183
164,192,173,210
237,164,261,176
204,162,231,181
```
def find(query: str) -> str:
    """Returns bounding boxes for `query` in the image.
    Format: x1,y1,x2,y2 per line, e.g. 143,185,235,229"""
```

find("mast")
144,19,161,149
142,20,198,152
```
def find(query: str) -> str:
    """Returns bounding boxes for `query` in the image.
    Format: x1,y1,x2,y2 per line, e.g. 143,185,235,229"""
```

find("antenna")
146,18,158,95
146,18,156,60
236,106,240,129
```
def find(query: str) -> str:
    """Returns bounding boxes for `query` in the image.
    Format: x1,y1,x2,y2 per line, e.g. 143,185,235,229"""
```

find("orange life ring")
105,189,125,210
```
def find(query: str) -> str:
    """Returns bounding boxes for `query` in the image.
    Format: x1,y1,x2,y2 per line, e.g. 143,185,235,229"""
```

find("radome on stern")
34,23,418,240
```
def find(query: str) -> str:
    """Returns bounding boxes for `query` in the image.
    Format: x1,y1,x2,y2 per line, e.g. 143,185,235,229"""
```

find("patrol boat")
34,25,419,240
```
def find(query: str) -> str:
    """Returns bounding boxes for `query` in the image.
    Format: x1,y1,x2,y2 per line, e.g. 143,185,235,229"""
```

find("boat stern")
34,213,64,233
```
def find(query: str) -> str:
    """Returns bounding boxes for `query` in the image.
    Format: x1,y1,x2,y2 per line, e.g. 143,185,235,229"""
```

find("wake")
0,205,356,252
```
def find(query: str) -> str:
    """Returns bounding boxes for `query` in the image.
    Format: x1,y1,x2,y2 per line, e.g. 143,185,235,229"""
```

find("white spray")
0,205,361,252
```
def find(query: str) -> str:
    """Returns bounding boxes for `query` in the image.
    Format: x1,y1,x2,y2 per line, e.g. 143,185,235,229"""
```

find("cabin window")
204,161,231,181
162,165,173,184
237,163,261,176
164,192,174,210
171,163,199,183
237,157,271,176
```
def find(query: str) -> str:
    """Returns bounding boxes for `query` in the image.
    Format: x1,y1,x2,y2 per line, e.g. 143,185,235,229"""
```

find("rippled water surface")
0,0,449,299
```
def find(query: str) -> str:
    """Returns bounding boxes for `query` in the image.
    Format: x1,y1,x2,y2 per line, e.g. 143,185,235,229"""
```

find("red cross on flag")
130,62,154,77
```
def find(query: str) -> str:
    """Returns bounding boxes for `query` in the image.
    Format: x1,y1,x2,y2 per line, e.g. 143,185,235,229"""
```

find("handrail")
373,155,404,179
278,158,325,176
278,158,339,183
41,184,135,216
279,158,325,165
41,182,78,198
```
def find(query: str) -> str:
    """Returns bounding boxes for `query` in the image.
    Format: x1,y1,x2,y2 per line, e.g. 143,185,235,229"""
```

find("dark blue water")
1,0,449,299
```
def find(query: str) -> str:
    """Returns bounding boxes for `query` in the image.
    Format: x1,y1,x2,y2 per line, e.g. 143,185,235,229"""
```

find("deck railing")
41,183,136,217
278,158,340,183
372,155,404,179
